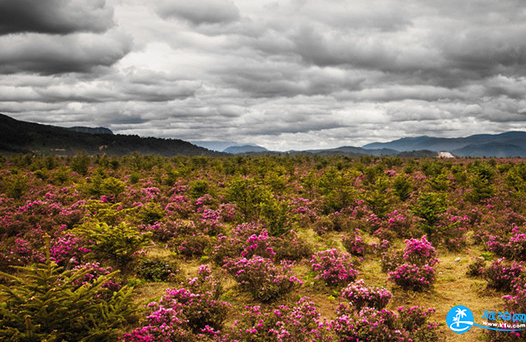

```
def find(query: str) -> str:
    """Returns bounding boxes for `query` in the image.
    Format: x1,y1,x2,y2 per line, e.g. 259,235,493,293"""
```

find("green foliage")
259,194,289,237
318,167,358,213
4,173,29,199
188,179,210,198
227,177,266,221
87,174,126,198
71,152,91,176
363,176,391,218
82,201,137,225
0,259,135,342
393,174,412,201
139,202,166,225
75,221,151,269
411,192,447,233
135,258,178,282
427,173,450,192
464,173,495,203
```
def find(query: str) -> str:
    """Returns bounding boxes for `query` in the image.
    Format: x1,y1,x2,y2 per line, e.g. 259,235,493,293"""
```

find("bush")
135,258,178,282
342,232,367,257
223,297,334,341
333,307,410,341
122,289,228,341
0,258,134,342
341,279,392,311
310,249,358,287
466,257,486,277
484,258,523,292
75,221,151,269
402,235,439,266
224,256,302,302
172,233,211,259
334,305,442,342
388,263,436,291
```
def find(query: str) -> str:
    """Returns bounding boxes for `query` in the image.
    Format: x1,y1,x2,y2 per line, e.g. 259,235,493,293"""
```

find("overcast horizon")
1,0,526,151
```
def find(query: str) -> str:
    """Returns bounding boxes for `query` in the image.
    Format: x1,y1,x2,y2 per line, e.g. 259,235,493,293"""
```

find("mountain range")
363,132,526,157
2,113,526,157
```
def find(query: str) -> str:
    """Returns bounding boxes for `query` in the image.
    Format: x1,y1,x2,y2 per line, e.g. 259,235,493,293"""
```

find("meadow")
1,153,526,341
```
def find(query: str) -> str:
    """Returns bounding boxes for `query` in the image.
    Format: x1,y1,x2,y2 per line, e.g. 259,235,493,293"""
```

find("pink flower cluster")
341,279,392,310
224,256,302,302
310,249,358,287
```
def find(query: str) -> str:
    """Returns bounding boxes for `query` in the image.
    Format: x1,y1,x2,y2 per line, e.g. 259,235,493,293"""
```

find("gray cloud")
0,0,114,35
0,31,132,74
156,0,240,25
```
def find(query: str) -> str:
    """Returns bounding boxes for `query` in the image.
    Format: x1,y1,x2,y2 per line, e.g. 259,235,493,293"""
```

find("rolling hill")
0,113,224,156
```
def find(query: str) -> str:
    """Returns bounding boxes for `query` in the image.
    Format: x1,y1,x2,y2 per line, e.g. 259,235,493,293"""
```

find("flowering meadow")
1,153,526,341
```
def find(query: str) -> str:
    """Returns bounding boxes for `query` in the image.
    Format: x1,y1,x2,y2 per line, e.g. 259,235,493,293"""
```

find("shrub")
333,307,410,341
342,232,367,257
122,267,229,341
75,221,151,269
484,258,523,292
466,257,486,277
0,257,134,342
135,258,178,282
341,279,392,311
172,233,211,259
388,263,436,291
224,256,302,302
310,249,358,287
402,235,439,266
333,305,442,342
223,297,334,341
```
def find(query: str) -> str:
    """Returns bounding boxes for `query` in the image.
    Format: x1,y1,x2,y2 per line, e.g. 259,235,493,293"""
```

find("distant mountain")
293,146,399,157
192,141,237,152
67,126,113,135
364,132,526,157
0,113,224,156
224,145,268,154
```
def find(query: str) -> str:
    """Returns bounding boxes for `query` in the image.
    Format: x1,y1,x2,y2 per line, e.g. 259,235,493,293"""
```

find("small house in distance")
438,151,455,158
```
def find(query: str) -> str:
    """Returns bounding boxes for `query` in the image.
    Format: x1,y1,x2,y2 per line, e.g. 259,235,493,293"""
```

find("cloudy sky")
1,0,526,150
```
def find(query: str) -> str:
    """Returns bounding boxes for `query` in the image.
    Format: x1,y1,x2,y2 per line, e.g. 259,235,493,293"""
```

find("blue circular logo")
447,305,474,334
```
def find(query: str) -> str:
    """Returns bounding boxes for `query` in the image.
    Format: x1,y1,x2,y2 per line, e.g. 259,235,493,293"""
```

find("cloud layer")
1,0,526,150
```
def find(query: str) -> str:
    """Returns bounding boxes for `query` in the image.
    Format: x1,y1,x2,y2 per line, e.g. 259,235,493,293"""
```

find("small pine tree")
0,243,135,342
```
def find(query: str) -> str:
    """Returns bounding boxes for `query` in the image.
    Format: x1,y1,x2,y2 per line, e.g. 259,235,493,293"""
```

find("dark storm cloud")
0,32,132,74
156,0,240,25
0,0,114,35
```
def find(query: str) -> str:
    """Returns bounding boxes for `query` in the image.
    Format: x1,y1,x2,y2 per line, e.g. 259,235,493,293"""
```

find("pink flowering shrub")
397,306,441,341
488,226,526,261
49,232,90,266
388,263,436,291
212,223,312,264
466,257,487,277
484,258,523,292
172,233,211,258
341,231,367,257
334,305,441,342
402,235,439,266
122,267,229,341
223,297,334,341
310,249,358,287
333,307,410,341
341,279,392,311
224,256,302,302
